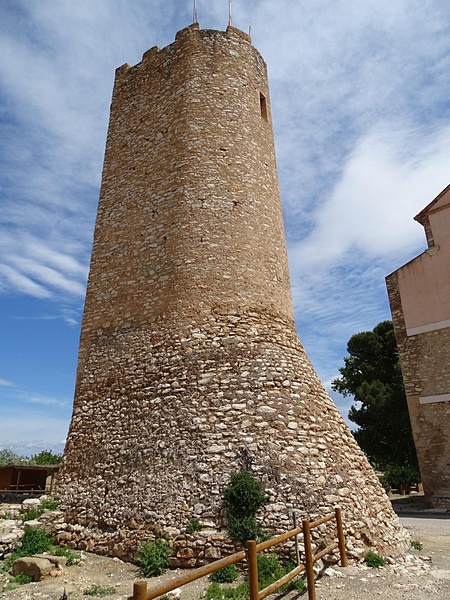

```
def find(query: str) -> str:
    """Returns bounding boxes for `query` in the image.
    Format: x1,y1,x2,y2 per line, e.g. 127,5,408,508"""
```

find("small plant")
223,471,267,544
83,585,117,596
50,545,81,566
210,564,239,583
186,517,202,534
21,507,41,521
256,554,284,587
138,538,171,577
364,550,386,568
411,539,423,550
11,572,33,585
40,498,60,511
205,582,249,600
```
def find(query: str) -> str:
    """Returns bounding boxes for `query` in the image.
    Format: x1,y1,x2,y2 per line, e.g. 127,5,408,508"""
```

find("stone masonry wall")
58,24,409,562
386,273,450,508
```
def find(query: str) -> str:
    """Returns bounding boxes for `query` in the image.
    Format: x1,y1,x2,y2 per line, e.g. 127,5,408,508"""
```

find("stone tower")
58,24,409,561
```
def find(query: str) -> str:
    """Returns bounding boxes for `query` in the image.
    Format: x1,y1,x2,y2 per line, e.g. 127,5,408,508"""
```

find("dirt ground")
1,496,450,600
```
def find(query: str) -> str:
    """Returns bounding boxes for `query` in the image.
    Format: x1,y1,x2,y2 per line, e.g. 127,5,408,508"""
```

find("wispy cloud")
1,1,450,438
0,379,15,387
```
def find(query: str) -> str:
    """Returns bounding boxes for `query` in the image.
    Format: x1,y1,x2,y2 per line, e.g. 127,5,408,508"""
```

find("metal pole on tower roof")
228,0,232,26
193,0,198,23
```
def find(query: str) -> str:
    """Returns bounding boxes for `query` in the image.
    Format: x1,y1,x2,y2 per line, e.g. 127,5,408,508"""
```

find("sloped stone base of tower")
58,313,410,561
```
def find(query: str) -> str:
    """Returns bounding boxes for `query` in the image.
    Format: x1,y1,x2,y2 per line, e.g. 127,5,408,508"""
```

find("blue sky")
1,0,450,457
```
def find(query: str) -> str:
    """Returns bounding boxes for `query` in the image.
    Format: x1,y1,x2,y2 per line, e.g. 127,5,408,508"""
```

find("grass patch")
11,572,33,585
186,518,202,534
411,539,423,550
83,585,117,596
50,545,81,566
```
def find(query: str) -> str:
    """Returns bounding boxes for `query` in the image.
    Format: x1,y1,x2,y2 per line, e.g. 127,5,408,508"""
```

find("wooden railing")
130,507,347,600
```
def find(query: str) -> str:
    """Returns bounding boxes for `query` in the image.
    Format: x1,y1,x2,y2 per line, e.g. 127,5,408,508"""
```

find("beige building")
387,185,450,508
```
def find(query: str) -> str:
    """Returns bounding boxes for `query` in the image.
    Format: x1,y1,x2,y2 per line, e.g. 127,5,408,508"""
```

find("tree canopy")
332,320,418,470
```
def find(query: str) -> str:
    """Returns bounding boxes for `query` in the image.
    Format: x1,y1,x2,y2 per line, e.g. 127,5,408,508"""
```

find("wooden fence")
130,507,347,600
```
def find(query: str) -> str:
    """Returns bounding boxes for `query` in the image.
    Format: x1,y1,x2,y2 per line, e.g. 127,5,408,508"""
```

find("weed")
21,507,41,522
186,518,202,534
11,572,33,585
50,545,81,566
364,550,386,568
40,499,60,511
205,582,249,600
209,564,239,583
411,539,423,550
83,585,117,596
138,538,171,577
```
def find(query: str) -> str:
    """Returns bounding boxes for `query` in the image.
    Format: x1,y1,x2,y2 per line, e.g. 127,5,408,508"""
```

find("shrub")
138,538,171,577
411,539,423,550
186,518,202,534
256,554,284,588
3,529,53,572
384,466,420,490
210,564,239,583
364,551,386,568
223,471,267,544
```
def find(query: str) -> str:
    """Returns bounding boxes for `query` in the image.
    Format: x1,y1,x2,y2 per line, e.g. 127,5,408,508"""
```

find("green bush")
138,538,171,577
223,471,267,544
411,539,423,550
210,564,239,583
384,466,420,490
186,518,202,534
3,529,53,572
257,554,283,588
364,551,386,568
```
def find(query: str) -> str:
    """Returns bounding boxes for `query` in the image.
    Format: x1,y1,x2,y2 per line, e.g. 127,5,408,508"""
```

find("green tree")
0,449,29,466
30,450,63,465
332,320,418,470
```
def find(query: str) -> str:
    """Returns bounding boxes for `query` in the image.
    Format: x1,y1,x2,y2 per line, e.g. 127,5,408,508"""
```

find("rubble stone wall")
58,24,409,561
386,273,450,508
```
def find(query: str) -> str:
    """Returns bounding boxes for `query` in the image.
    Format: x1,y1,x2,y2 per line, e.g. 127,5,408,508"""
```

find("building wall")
58,24,409,562
387,187,450,508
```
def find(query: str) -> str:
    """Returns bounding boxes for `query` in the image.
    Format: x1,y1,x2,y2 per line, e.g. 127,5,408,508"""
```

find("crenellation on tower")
58,24,410,564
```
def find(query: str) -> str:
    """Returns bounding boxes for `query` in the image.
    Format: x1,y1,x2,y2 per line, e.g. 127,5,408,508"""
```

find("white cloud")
0,379,15,387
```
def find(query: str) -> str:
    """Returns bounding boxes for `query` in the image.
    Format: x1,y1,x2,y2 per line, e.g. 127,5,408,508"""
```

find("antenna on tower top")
228,0,232,26
193,0,198,23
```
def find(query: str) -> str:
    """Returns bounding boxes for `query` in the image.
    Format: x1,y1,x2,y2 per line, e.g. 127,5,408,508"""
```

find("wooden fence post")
292,511,300,566
302,519,316,600
133,580,148,600
335,507,347,567
247,540,259,600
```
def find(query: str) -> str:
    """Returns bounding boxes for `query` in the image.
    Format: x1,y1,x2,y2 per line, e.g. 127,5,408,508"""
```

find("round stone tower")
58,24,409,562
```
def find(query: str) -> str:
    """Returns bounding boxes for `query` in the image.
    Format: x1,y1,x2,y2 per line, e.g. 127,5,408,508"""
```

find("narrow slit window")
260,92,268,122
